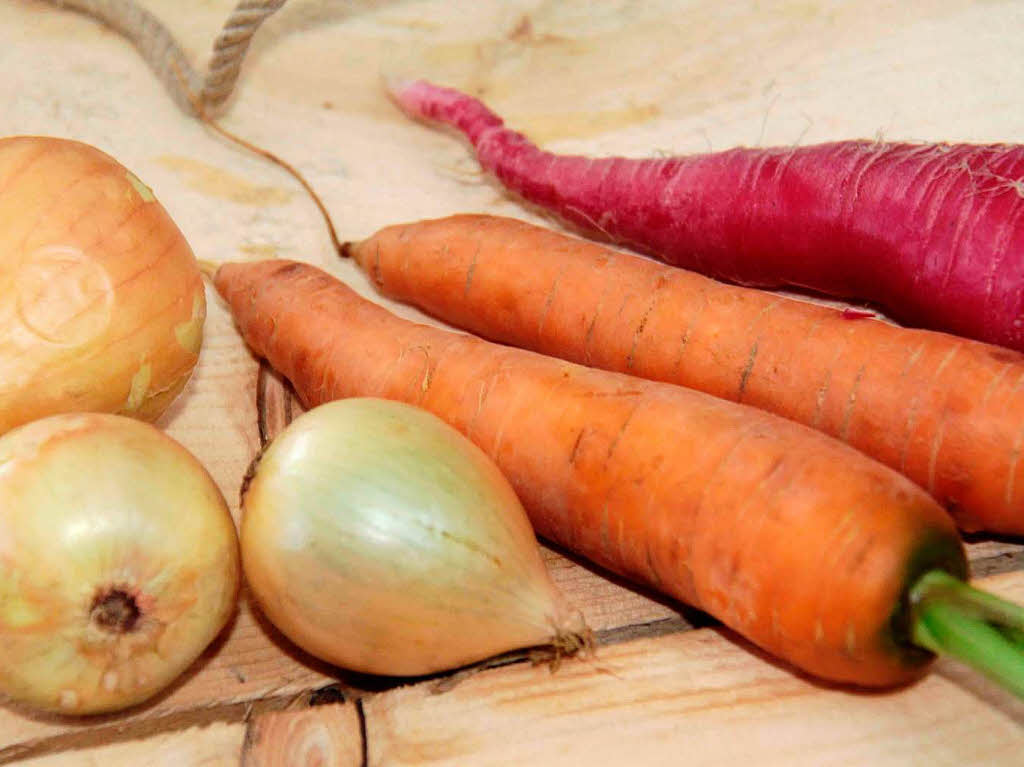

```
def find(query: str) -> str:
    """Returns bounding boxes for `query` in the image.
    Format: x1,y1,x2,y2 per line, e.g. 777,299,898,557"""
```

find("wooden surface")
17,722,247,767
364,573,1024,767
2,0,1024,763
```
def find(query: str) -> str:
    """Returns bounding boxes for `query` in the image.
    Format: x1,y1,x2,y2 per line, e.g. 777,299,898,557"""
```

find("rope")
201,0,288,110
43,0,346,254
48,0,288,115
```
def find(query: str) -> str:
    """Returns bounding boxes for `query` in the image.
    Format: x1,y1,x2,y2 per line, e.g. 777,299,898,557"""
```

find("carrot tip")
196,258,220,280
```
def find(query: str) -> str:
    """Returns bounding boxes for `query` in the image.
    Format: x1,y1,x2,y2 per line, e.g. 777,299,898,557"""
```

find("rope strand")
201,0,288,110
48,0,288,115
43,0,344,256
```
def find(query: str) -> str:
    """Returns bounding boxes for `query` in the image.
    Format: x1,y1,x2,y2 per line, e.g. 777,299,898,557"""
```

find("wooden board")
16,722,246,767
242,704,362,767
362,575,1024,767
2,0,1024,762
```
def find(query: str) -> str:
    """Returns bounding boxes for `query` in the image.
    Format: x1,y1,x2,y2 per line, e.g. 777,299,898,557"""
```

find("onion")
241,398,586,677
0,413,240,715
0,136,205,435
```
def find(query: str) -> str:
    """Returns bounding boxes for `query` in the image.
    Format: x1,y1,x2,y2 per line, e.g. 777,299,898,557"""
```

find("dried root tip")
428,626,594,696
90,588,141,634
529,621,595,673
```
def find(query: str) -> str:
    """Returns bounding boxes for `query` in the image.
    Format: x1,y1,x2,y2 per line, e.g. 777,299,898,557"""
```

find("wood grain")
2,0,1024,762
361,572,1024,767
242,704,362,767
15,722,246,767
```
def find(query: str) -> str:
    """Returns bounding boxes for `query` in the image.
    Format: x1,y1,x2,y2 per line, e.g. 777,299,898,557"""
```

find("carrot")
343,213,1024,537
386,78,1024,352
214,258,1024,694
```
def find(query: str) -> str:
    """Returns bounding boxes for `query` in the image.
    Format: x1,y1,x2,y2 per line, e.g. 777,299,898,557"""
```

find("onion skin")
241,398,583,677
0,413,240,715
0,136,205,435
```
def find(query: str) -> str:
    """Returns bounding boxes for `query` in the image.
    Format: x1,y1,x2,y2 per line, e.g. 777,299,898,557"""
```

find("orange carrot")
213,258,979,690
343,214,1024,537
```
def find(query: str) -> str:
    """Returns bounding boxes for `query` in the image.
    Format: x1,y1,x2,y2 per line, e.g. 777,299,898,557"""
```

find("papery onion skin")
0,413,240,715
0,136,205,435
241,397,582,677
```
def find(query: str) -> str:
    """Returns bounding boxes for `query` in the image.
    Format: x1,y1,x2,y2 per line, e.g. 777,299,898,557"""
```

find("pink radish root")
388,78,1024,352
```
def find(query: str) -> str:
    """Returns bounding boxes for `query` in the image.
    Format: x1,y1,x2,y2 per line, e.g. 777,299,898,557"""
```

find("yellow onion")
0,413,240,715
241,397,586,676
0,136,205,435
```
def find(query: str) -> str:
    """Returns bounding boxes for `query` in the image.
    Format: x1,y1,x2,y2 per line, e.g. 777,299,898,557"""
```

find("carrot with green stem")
214,258,1024,696
342,214,1024,537
386,78,1024,352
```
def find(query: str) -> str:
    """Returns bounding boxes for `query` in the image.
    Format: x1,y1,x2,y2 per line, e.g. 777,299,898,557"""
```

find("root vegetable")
0,136,205,434
240,397,585,677
387,79,1024,351
0,413,240,715
344,213,1024,536
213,259,1024,695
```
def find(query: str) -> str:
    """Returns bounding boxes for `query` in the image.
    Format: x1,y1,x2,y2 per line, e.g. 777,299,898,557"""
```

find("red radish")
387,78,1024,351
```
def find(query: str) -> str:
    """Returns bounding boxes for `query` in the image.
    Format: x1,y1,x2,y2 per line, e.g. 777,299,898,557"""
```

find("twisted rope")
44,0,344,253
202,0,288,110
49,0,288,115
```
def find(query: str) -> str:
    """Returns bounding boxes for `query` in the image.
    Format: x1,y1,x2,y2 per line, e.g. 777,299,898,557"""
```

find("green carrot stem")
910,570,1024,698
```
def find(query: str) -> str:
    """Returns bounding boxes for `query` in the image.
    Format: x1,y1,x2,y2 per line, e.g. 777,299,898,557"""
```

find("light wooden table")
3,0,1023,763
